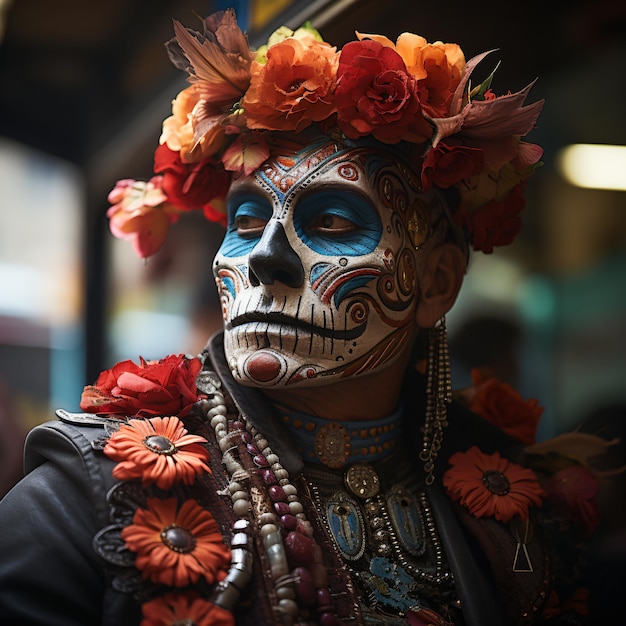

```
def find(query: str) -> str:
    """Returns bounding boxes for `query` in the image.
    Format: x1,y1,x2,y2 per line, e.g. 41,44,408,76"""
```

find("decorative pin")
315,422,350,468
511,516,534,573
344,463,380,499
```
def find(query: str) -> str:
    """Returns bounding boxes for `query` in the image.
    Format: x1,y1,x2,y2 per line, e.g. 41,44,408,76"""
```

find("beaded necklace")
197,369,458,625
196,370,342,625
278,406,403,469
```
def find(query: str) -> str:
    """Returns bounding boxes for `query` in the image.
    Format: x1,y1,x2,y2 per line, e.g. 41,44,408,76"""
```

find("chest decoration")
312,463,457,621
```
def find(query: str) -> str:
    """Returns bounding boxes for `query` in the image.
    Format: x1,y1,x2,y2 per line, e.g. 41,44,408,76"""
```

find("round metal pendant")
315,422,351,468
344,463,380,499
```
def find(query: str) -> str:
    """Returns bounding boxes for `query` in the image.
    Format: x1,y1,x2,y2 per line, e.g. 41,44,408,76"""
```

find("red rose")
456,184,526,253
80,354,203,418
421,141,484,190
154,144,231,225
543,465,600,536
335,40,432,144
464,368,543,445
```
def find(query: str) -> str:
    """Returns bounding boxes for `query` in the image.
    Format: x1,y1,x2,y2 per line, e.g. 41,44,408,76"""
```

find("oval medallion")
325,492,365,560
386,485,426,557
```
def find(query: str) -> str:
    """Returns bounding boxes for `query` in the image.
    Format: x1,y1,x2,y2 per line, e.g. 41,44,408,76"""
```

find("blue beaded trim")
279,406,403,466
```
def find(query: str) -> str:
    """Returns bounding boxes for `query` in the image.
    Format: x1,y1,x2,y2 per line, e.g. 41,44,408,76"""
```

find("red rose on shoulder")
154,144,230,225
80,354,203,418
459,368,543,445
335,40,432,144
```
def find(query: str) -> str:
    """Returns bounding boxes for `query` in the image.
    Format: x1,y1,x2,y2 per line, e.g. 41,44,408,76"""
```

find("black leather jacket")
0,333,589,626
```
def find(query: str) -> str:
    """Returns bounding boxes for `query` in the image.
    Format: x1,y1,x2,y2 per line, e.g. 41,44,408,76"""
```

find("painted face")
213,136,437,388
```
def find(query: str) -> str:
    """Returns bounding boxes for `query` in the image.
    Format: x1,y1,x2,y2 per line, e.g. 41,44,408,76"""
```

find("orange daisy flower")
141,591,234,626
122,497,231,588
443,446,544,523
104,416,211,490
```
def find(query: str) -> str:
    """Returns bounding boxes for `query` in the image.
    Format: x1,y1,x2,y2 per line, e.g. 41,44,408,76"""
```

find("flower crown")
107,9,544,259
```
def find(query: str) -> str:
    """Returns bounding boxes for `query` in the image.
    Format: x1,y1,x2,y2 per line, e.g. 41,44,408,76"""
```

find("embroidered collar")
278,405,403,469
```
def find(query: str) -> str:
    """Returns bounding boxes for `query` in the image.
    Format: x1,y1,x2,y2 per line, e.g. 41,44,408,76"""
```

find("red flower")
542,588,589,619
543,465,600,535
104,416,211,490
462,369,543,445
80,354,203,418
455,183,526,253
421,141,484,190
335,39,432,144
122,497,230,588
154,144,230,226
141,592,234,626
443,446,544,523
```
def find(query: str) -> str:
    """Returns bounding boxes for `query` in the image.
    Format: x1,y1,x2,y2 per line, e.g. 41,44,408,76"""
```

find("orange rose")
243,36,338,132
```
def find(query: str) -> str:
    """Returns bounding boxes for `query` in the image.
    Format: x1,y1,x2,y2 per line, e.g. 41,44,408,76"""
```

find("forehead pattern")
256,140,349,218
251,136,432,249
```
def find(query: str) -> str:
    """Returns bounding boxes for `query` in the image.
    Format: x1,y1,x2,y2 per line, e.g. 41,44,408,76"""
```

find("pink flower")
106,177,179,259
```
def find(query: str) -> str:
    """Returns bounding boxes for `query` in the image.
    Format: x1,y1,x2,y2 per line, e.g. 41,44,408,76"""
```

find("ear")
415,243,466,329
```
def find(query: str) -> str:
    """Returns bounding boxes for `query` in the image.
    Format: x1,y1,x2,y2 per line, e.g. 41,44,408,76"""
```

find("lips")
227,311,366,341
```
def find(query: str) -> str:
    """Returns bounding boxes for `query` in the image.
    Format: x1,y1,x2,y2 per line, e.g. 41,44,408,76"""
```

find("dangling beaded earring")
420,317,452,485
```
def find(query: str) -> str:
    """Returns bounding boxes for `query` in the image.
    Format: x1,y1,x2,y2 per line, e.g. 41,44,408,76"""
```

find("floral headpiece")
108,9,544,258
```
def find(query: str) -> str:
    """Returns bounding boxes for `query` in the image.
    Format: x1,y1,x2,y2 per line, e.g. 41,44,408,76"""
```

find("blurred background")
0,0,624,470
0,0,624,611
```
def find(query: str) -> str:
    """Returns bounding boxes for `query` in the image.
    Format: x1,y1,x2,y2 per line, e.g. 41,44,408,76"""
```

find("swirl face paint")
213,136,435,388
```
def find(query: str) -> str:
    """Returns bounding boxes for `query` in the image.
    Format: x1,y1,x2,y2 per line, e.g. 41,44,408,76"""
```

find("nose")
248,221,304,287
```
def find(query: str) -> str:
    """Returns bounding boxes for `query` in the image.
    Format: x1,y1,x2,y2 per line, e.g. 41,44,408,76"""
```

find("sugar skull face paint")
213,136,435,388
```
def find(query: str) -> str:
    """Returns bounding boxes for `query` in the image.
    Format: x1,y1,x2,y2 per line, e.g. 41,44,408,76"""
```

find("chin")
225,340,406,390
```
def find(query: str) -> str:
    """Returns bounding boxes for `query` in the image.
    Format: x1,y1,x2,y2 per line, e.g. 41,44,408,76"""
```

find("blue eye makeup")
294,191,382,256
219,195,272,258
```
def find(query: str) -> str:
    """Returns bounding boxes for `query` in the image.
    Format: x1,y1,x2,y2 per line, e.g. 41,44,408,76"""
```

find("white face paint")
213,135,436,388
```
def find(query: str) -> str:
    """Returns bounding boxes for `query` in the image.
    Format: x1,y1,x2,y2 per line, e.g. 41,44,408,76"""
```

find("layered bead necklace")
197,369,458,625
197,370,343,625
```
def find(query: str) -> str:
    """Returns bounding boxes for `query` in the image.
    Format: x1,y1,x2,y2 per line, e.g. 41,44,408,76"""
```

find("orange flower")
106,177,179,259
141,592,234,626
243,36,338,132
104,416,211,490
122,497,230,587
443,446,544,523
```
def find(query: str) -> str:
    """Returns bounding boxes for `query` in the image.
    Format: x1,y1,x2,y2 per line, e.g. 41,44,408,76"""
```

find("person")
0,9,617,626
